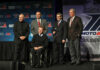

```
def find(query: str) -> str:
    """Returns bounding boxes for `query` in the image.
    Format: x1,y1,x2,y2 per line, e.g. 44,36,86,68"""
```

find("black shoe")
35,64,42,68
75,61,80,65
59,61,65,65
53,62,58,65
70,61,76,65
43,63,49,68
31,65,36,68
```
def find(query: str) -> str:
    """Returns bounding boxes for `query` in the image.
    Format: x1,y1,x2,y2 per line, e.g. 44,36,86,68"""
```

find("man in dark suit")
31,11,48,35
67,8,83,65
31,26,48,68
13,14,29,63
52,13,67,64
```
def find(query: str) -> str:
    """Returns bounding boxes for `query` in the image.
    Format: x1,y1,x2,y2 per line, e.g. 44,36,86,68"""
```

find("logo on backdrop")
82,13,100,36
0,22,7,28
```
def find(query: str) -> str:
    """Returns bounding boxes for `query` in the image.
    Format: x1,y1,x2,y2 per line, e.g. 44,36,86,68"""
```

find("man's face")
38,27,43,34
56,15,62,21
69,10,75,17
36,12,41,19
19,14,24,22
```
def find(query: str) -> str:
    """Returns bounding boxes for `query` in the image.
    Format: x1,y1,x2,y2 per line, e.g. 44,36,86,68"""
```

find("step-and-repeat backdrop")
0,1,55,42
63,0,100,60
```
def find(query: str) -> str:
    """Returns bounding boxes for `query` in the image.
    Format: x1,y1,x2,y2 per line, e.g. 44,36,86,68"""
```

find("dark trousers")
14,41,28,62
53,42,64,64
31,48,44,66
68,38,80,63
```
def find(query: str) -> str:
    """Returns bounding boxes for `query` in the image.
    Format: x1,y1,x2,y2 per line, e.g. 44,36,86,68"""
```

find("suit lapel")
35,19,39,29
57,20,62,27
41,19,43,26
72,16,76,24
56,21,59,27
68,16,76,27
59,20,62,27
68,18,71,27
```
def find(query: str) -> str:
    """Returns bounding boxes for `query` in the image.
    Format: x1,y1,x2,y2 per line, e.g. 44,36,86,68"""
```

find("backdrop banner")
0,1,55,42
63,0,100,61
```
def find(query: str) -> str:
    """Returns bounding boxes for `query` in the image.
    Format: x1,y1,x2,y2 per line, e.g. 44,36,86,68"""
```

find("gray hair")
69,8,76,13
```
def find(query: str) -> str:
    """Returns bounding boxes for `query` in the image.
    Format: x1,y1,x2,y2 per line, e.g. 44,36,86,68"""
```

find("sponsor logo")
25,5,30,9
0,5,7,10
48,33,52,36
8,24,14,28
30,15,36,18
0,22,7,28
82,13,100,36
6,32,11,36
25,13,29,18
8,6,15,9
48,22,52,27
13,13,19,18
0,32,4,36
48,14,53,18
6,14,11,18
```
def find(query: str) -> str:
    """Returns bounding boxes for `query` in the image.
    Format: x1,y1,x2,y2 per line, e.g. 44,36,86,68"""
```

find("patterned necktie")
57,21,60,27
38,20,40,26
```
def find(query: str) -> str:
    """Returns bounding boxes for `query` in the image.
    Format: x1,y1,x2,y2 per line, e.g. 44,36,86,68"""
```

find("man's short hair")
36,11,41,14
56,12,63,18
39,26,44,30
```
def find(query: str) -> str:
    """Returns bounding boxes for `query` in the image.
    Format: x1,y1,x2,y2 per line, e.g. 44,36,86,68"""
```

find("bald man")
67,8,83,65
14,14,29,63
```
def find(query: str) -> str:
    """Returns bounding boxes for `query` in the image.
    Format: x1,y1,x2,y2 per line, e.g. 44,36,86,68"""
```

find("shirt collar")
71,16,75,20
37,19,41,22
58,20,62,24
39,33,43,37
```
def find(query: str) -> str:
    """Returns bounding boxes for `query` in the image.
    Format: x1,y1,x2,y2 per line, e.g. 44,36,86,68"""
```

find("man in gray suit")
31,11,48,35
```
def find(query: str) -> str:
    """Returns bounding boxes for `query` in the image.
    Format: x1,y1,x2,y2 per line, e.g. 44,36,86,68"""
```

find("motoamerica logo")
82,13,100,36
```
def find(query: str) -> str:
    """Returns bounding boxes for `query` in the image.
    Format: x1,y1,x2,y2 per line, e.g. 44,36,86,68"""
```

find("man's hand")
34,46,43,50
20,36,26,40
62,40,66,43
38,46,43,49
53,31,56,34
34,47,38,50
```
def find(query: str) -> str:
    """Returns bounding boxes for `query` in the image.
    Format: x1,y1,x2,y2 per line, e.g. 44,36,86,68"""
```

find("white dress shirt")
69,16,75,27
37,19,41,24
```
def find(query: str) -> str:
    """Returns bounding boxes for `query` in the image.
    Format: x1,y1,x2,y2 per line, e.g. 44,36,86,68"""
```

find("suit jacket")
53,20,67,43
13,21,29,44
31,34,48,48
67,16,83,40
31,19,48,35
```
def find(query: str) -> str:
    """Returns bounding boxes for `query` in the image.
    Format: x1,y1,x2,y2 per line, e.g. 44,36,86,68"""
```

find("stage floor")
25,62,93,70
1,61,99,70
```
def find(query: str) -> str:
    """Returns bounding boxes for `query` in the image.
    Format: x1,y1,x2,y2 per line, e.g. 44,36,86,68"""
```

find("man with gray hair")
67,8,83,65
